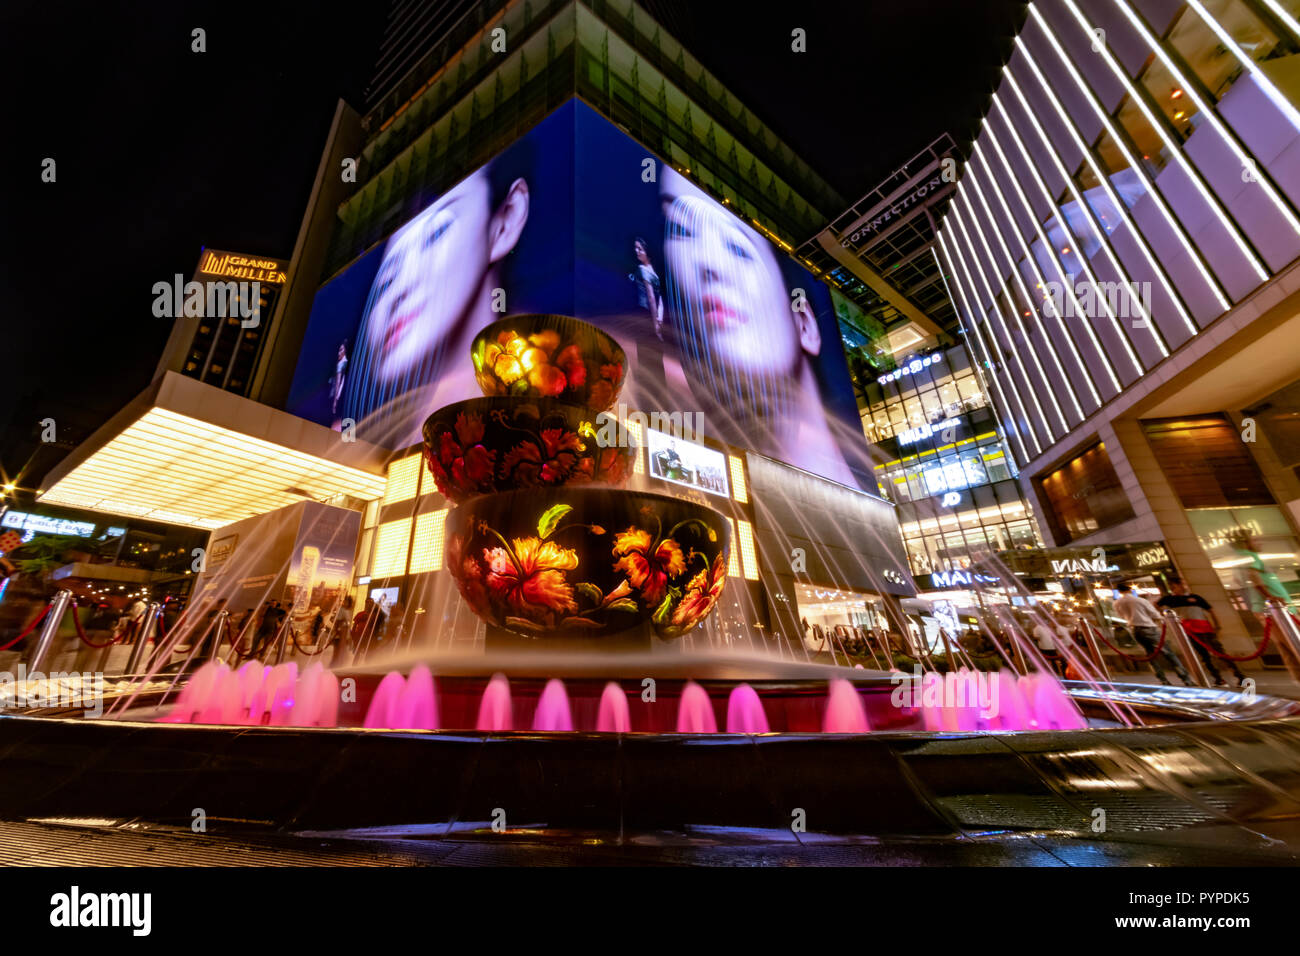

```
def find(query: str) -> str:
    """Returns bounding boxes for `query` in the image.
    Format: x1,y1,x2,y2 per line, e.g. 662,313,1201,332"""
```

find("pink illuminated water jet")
477,673,514,731
823,678,871,732
676,681,717,733
597,682,631,732
533,678,574,731
725,683,769,733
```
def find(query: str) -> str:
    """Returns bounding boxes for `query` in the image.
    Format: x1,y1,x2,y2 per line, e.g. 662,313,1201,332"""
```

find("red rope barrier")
69,602,120,648
289,624,329,656
1091,619,1169,662
1181,624,1272,662
0,601,53,651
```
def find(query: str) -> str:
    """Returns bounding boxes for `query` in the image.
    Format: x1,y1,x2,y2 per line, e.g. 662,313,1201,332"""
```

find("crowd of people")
794,578,1256,689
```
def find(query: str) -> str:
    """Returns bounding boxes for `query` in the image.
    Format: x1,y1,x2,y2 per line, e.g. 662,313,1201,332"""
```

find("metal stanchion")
208,610,229,664
991,606,1029,675
27,589,73,673
1265,600,1300,675
1162,609,1212,688
271,618,291,665
870,627,897,670
124,603,161,675
1077,619,1113,683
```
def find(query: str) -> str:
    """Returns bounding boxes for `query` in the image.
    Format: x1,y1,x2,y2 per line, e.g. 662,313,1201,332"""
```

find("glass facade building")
935,0,1300,654
858,343,1044,582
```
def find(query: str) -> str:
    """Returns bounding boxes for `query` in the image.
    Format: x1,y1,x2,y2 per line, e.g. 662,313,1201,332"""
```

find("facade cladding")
936,0,1300,650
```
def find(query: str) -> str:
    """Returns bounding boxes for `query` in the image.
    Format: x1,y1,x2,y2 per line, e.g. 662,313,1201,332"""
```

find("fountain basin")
2,679,1299,847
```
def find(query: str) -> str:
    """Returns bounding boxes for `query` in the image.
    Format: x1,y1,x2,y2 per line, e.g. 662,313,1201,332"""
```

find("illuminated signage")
842,173,947,245
208,534,239,569
1134,545,1169,568
898,416,961,446
1049,557,1119,574
929,569,999,588
196,249,287,285
1,511,97,538
878,353,942,385
941,491,962,507
646,428,729,499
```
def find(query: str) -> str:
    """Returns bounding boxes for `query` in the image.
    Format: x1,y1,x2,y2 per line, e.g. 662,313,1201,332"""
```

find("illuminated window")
371,518,412,578
417,451,437,497
737,519,760,581
408,509,448,574
362,499,380,529
727,519,741,578
624,415,645,475
383,454,421,504
728,455,748,503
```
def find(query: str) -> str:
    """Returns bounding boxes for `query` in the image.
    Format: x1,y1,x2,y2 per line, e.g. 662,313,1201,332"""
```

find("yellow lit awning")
38,373,388,530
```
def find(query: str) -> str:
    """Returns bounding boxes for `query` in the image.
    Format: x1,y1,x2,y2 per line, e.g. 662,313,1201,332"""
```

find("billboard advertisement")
645,428,729,498
287,99,871,489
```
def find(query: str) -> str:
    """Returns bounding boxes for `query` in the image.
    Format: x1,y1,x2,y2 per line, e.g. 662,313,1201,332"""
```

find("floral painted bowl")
422,398,637,504
471,314,627,411
446,488,731,642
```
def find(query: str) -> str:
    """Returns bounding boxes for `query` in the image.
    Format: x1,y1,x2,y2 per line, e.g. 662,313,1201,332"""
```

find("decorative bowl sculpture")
471,314,627,410
422,398,637,504
446,488,731,642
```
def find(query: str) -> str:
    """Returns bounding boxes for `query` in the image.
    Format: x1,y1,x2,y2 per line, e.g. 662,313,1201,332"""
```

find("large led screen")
287,100,872,489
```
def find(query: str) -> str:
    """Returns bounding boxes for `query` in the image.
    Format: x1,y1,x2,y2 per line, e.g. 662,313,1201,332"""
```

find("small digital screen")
645,428,729,498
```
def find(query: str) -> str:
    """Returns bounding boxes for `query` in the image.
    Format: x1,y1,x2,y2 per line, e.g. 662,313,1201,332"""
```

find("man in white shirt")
1114,584,1190,685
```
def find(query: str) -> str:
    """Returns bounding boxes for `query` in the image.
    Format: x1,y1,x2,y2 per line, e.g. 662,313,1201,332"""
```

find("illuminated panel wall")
936,0,1300,471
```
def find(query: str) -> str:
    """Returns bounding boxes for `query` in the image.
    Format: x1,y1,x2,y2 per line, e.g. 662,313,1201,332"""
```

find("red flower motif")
573,444,627,485
429,412,495,497
447,534,488,612
555,344,587,388
670,553,728,630
499,428,583,486
484,537,579,623
612,528,686,605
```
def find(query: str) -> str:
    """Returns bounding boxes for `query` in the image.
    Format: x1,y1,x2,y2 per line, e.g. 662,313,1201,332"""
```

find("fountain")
2,314,1300,858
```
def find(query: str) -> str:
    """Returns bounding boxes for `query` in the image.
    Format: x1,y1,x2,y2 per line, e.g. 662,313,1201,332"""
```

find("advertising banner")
286,99,872,491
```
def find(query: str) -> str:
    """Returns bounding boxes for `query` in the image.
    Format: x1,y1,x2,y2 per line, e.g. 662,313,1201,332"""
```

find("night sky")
0,0,1024,480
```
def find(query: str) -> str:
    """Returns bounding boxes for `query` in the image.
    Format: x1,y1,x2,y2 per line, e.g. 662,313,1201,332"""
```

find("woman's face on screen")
660,168,799,379
364,169,494,382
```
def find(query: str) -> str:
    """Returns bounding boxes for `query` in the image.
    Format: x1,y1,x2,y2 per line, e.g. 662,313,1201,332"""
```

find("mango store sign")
1049,557,1120,574
930,569,999,588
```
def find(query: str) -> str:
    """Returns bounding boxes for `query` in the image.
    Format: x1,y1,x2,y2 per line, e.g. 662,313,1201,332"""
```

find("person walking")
1032,613,1069,678
1157,581,1247,687
250,601,284,659
1114,583,1190,686
331,597,354,669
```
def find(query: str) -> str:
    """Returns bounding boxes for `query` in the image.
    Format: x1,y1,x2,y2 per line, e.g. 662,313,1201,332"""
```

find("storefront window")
1036,441,1136,543
1187,505,1300,610
1169,0,1288,101
983,445,1012,483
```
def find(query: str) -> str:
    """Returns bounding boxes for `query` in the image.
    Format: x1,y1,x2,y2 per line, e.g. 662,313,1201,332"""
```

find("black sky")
0,0,1024,474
